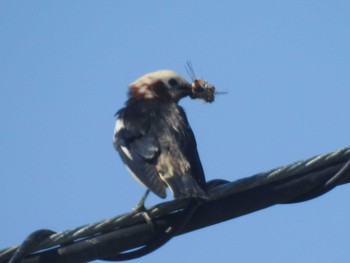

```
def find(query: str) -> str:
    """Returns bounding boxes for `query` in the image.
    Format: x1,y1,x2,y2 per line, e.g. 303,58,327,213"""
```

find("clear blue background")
1,1,350,262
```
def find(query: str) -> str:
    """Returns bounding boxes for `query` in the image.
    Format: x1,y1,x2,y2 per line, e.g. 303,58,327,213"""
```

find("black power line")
1,146,350,263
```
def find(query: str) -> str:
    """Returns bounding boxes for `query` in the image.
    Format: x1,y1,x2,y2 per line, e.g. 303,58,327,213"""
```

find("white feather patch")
120,145,133,160
114,118,124,133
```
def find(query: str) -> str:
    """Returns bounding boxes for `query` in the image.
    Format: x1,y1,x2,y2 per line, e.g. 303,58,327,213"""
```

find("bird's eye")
168,78,178,86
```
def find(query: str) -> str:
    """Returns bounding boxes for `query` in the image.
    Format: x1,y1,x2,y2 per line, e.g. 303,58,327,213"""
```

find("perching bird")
114,70,207,200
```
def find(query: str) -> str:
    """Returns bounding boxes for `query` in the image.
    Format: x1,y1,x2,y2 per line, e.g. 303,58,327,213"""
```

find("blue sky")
1,1,350,262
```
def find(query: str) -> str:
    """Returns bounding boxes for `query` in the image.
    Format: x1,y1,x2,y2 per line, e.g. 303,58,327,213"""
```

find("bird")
113,70,207,203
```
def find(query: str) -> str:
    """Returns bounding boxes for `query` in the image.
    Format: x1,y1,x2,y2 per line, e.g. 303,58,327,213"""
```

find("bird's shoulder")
114,102,161,161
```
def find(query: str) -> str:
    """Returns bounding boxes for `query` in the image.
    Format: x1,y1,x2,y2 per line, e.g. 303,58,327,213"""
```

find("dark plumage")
114,70,207,199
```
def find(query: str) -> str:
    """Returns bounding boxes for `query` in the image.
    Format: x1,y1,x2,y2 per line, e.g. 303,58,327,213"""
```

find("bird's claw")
131,190,155,232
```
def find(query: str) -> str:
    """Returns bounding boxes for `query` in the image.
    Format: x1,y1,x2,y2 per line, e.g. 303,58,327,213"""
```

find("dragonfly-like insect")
185,61,226,103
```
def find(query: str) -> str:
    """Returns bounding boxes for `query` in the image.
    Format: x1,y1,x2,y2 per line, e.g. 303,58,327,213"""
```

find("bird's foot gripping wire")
132,189,150,213
103,197,202,261
132,189,154,230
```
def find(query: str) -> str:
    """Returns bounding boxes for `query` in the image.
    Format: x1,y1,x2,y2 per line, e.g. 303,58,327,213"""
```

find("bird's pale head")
128,70,192,103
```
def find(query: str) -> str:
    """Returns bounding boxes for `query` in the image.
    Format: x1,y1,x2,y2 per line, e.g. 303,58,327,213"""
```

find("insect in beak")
185,61,227,103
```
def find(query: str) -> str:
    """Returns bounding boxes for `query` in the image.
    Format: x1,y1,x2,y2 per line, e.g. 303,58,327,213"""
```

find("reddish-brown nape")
128,79,173,101
128,74,155,100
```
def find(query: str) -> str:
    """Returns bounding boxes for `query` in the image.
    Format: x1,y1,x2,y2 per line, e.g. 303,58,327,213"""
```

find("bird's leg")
133,189,150,212
132,190,154,230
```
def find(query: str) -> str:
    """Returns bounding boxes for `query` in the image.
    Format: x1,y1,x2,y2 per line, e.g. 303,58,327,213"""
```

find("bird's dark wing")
148,104,207,199
177,108,206,190
114,108,167,198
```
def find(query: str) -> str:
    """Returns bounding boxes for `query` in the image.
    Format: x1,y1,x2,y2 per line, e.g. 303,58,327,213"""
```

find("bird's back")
114,99,207,199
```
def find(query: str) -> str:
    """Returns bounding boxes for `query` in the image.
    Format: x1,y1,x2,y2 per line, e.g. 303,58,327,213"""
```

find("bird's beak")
172,83,193,102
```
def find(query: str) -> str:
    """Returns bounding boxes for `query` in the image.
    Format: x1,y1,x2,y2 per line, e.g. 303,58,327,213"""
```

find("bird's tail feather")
165,175,207,199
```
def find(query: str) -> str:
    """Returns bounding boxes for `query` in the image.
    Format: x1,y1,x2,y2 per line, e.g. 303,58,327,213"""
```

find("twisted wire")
1,146,349,261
